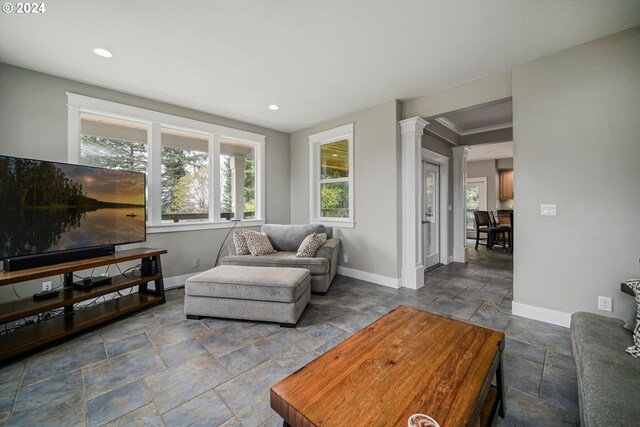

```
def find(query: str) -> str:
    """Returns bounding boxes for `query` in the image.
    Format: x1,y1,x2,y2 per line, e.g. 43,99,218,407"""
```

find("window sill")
147,220,265,234
310,219,355,229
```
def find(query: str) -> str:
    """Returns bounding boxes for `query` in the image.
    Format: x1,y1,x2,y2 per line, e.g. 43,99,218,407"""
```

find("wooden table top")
271,306,505,427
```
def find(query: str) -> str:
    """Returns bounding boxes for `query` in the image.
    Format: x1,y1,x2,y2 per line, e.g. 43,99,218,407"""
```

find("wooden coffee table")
270,306,505,427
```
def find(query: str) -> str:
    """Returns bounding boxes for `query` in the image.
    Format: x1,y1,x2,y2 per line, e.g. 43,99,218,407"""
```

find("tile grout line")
81,368,88,427
7,358,28,420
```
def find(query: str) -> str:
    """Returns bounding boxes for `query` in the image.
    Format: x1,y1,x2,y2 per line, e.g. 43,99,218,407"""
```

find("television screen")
0,155,146,260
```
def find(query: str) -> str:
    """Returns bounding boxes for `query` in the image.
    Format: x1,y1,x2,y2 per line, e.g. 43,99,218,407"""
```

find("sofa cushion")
624,280,640,357
572,311,640,426
233,230,250,255
221,251,330,275
261,224,326,251
572,311,631,363
297,233,327,258
185,265,310,303
578,353,640,426
244,230,276,256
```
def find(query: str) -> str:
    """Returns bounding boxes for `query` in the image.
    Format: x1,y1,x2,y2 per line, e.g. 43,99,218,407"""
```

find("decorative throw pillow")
243,230,276,256
233,230,250,255
296,233,327,258
625,279,640,358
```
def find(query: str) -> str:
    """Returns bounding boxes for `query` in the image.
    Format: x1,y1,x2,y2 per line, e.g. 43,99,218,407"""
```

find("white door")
466,177,487,237
423,162,440,269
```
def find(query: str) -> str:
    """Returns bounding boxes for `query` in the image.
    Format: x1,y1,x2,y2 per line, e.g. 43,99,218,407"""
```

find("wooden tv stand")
0,248,167,364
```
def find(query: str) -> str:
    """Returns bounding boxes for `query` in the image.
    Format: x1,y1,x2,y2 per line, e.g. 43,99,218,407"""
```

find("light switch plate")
541,204,557,216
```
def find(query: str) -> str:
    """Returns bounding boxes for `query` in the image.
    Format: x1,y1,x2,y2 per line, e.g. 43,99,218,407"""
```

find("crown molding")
460,121,512,136
434,117,464,135
433,116,512,137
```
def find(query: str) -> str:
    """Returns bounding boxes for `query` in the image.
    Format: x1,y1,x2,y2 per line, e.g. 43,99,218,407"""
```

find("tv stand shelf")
0,248,167,364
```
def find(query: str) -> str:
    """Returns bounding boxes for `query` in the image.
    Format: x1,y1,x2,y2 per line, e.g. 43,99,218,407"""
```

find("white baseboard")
337,266,401,289
512,301,571,328
147,272,196,291
164,272,196,289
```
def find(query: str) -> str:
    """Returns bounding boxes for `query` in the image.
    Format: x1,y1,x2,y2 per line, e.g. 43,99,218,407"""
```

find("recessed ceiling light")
93,48,113,58
268,104,279,111
332,154,338,157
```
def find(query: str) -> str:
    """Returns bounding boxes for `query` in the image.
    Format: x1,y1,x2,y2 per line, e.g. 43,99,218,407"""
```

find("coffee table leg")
497,349,506,418
283,422,291,427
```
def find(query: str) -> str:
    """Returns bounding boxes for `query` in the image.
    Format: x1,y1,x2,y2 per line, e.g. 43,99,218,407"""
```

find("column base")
402,265,425,290
453,246,468,263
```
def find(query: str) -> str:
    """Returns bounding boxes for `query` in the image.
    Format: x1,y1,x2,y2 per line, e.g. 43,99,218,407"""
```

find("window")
161,128,209,223
220,138,256,220
80,113,148,174
68,93,265,232
465,177,487,231
309,123,354,228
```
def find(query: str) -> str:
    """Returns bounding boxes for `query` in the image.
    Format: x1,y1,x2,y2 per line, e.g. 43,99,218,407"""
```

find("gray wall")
290,100,402,279
0,63,291,302
513,26,640,319
462,128,512,146
467,160,499,211
402,71,512,121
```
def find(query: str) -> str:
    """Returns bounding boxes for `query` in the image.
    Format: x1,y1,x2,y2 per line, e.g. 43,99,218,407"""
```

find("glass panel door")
423,162,439,269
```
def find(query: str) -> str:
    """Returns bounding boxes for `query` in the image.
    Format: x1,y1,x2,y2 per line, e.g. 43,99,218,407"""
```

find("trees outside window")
70,96,265,230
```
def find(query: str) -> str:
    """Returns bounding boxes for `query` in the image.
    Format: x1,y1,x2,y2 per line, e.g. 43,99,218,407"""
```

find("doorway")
423,162,440,270
466,177,487,238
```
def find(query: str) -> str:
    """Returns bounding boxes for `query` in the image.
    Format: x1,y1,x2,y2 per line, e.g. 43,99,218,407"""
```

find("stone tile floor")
0,248,579,426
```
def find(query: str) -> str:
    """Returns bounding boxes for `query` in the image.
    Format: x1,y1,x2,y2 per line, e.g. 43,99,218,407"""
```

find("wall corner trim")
511,301,571,328
337,266,401,289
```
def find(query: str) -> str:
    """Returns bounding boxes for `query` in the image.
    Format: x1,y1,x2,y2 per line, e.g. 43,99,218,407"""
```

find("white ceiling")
1,1,638,133
468,141,513,162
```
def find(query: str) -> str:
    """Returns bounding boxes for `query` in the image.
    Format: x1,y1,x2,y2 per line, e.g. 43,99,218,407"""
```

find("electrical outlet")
541,204,557,216
193,258,199,268
598,296,612,312
343,251,348,263
42,281,52,292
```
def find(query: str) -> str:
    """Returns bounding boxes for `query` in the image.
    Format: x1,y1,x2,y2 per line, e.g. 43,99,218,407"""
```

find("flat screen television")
0,155,146,269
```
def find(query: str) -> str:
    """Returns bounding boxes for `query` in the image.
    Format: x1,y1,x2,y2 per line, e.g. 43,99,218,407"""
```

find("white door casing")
452,145,470,263
423,162,440,269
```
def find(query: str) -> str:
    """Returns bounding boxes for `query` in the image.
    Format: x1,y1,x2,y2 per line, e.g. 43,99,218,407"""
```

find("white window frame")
67,93,266,233
308,123,354,228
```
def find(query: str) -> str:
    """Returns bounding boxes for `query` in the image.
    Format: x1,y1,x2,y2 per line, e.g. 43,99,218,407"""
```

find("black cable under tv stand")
0,248,167,365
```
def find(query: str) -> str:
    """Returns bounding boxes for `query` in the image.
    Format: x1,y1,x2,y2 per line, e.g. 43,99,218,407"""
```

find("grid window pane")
160,128,209,223
320,139,349,180
220,139,256,220
321,181,349,218
80,113,148,174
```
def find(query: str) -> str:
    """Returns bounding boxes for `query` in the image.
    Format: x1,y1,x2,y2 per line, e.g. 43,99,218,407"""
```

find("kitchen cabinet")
499,170,514,200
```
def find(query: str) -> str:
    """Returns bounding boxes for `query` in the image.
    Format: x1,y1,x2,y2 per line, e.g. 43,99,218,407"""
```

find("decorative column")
452,145,470,263
399,117,429,289
231,156,245,220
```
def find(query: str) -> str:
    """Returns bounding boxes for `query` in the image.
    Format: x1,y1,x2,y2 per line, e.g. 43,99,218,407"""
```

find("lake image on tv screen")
0,156,146,259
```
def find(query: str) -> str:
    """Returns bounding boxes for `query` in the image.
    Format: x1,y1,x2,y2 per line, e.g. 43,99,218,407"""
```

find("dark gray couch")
220,224,341,294
571,312,640,426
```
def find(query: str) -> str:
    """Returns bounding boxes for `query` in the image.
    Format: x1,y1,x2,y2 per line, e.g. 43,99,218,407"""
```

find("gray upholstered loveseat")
220,224,341,294
571,312,640,426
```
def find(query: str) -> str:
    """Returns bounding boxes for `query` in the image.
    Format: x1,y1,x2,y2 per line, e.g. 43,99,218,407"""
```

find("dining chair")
473,211,510,251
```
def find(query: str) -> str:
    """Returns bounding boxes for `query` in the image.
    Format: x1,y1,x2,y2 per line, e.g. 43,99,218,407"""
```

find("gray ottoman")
184,265,310,327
